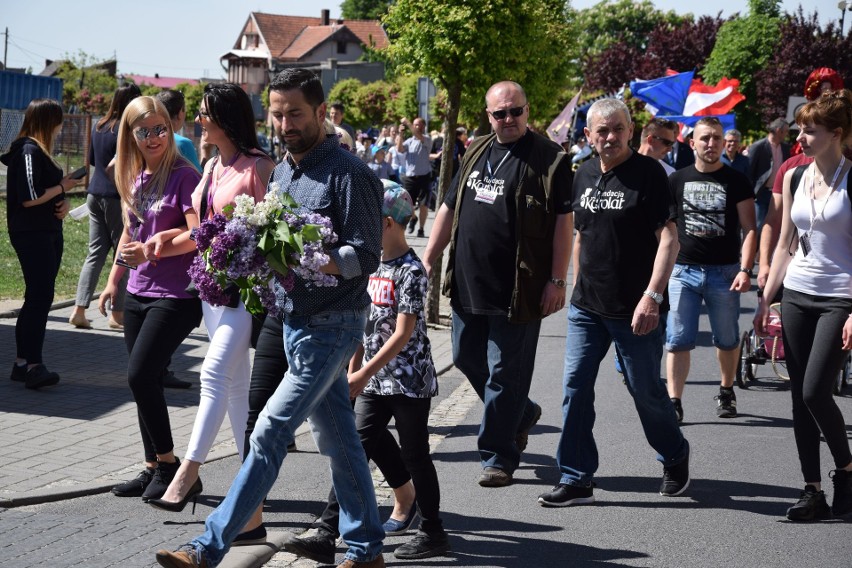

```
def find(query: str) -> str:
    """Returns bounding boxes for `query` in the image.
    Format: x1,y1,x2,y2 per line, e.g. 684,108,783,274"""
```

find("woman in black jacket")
1,98,81,389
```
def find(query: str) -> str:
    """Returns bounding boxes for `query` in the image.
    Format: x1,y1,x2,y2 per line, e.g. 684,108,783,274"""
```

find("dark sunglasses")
196,109,211,120
133,124,169,141
488,105,526,121
651,134,675,147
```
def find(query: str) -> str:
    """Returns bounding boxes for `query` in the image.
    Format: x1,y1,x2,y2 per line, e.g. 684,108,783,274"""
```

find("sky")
0,0,843,80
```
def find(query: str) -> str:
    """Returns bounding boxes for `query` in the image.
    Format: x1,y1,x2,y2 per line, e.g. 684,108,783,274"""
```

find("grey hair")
587,98,631,129
768,118,788,132
724,129,742,140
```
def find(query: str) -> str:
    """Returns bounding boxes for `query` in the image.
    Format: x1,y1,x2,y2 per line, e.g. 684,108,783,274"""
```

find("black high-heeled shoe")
148,478,203,514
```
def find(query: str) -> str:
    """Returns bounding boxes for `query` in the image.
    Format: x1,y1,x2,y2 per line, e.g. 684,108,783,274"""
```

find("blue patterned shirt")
270,135,383,316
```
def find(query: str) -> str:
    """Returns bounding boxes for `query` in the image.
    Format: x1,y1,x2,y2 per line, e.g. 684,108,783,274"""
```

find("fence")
0,109,200,193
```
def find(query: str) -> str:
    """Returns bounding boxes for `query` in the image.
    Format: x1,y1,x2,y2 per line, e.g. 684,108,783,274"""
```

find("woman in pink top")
149,83,274,514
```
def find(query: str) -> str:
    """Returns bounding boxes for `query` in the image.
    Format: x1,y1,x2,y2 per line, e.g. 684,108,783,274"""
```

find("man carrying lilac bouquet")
156,68,386,568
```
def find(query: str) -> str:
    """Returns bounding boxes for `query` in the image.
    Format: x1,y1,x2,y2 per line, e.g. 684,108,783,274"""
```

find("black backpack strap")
788,164,808,198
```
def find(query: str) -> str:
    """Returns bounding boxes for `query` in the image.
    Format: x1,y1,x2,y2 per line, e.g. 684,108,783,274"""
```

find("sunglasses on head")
651,134,675,147
133,124,169,141
488,105,526,121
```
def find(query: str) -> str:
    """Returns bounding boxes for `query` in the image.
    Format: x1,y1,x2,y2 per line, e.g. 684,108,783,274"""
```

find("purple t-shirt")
126,161,200,298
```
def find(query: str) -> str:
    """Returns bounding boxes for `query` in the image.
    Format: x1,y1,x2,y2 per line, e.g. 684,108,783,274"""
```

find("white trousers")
184,302,251,463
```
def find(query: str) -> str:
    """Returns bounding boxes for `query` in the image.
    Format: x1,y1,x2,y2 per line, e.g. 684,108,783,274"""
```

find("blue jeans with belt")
189,309,384,566
556,304,689,487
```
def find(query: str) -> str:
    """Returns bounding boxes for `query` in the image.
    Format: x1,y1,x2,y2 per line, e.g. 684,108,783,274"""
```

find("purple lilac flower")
187,256,233,306
194,214,227,251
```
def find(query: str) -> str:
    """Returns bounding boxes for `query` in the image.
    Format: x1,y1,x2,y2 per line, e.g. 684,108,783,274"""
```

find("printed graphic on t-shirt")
466,169,504,205
683,180,726,238
368,277,395,306
578,186,626,213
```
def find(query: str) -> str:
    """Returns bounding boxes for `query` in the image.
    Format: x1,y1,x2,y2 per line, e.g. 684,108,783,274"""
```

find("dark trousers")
123,294,201,462
243,313,289,456
782,288,852,483
10,230,63,364
318,393,444,536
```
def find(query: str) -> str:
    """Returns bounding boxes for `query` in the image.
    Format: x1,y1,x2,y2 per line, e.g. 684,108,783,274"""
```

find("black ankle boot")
142,458,180,502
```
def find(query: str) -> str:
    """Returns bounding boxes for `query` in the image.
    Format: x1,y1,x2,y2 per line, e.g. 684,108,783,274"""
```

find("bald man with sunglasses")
424,81,573,488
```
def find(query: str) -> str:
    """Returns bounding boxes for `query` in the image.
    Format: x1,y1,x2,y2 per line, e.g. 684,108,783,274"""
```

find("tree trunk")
425,81,461,324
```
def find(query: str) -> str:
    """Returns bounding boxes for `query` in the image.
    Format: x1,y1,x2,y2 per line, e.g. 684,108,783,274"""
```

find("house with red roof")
222,9,388,96
124,74,200,89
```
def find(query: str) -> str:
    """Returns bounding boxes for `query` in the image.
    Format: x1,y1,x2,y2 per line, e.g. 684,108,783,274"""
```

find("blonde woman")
1,98,81,389
99,96,202,502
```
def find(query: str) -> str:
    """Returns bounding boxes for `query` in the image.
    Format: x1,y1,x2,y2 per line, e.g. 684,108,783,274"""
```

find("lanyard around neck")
485,140,515,180
806,156,846,236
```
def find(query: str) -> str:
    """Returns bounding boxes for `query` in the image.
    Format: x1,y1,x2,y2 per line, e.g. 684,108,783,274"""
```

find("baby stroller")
737,294,850,395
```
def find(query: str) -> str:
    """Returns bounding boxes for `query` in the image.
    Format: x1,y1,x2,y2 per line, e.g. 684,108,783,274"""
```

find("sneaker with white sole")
537,483,595,507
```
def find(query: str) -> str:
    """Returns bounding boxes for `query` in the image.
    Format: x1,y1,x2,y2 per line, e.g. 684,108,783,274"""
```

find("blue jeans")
556,304,688,487
451,309,542,474
666,263,740,351
755,187,771,232
190,309,384,566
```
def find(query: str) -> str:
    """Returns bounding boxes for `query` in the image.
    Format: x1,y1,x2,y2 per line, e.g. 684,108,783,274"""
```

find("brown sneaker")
337,555,385,567
155,545,207,568
478,467,513,487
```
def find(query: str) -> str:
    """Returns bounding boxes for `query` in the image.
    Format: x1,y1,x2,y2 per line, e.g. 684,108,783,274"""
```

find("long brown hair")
17,98,63,161
96,84,142,131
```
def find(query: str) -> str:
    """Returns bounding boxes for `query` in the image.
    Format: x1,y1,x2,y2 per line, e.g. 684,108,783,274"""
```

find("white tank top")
784,167,852,298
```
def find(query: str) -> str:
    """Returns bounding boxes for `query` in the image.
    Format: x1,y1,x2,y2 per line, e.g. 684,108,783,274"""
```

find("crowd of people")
2,62,851,568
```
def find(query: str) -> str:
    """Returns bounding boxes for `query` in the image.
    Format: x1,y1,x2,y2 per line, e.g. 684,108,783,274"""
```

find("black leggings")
124,294,201,462
243,313,290,456
782,288,852,483
10,230,63,364
318,393,443,536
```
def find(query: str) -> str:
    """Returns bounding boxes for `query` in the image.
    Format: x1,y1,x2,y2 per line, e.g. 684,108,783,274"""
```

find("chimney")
321,9,330,26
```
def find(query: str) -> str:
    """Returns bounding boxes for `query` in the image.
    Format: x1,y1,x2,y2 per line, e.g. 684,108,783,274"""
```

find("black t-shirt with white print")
670,164,754,265
571,152,675,319
445,131,573,315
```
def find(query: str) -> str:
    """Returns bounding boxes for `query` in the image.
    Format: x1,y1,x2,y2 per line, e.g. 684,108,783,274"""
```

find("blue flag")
630,71,694,116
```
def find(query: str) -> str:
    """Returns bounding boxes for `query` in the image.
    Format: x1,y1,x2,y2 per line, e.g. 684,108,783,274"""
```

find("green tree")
55,51,117,114
702,0,782,134
383,0,573,321
569,0,687,83
341,0,392,20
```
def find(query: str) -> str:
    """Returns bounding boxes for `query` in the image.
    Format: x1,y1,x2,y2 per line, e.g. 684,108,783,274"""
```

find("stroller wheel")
736,331,751,389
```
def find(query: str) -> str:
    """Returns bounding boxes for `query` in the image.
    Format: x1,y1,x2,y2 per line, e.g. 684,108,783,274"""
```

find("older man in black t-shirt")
539,98,691,508
424,81,573,488
666,117,756,422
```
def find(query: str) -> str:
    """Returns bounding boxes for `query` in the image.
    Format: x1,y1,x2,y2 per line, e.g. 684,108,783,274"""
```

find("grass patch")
0,193,111,301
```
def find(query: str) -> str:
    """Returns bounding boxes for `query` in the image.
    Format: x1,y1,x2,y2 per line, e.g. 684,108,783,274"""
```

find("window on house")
337,41,347,54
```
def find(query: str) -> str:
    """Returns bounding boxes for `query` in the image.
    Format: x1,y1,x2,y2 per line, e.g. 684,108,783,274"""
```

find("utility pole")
4,27,8,69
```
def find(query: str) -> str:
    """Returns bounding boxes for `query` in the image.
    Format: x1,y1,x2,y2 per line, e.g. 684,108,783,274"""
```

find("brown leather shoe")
478,467,513,487
337,554,385,567
155,546,207,568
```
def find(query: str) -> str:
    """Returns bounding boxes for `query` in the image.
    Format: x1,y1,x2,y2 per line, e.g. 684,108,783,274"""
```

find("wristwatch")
643,290,664,304
740,267,754,277
550,277,567,289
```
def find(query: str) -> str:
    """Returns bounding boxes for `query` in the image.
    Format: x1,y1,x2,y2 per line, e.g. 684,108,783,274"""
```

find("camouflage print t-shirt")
361,248,437,398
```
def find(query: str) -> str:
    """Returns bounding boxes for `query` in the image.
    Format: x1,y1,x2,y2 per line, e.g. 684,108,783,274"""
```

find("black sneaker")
281,528,337,564
10,363,27,382
112,467,156,497
416,228,425,238
394,530,451,560
670,398,683,423
24,364,60,390
537,483,594,507
162,369,192,389
407,218,417,234
515,402,542,452
786,485,831,521
142,459,180,501
660,450,690,496
830,469,852,517
715,388,737,418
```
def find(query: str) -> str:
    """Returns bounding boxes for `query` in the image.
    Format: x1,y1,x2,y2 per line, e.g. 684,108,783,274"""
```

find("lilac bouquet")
187,186,338,316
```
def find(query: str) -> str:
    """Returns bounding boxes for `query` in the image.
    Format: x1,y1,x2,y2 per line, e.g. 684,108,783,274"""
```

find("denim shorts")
666,263,741,352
